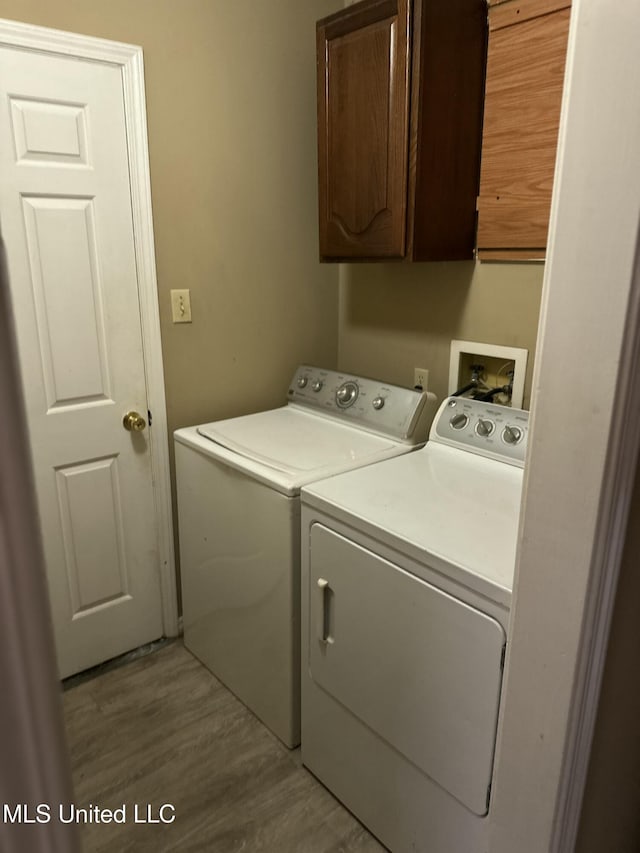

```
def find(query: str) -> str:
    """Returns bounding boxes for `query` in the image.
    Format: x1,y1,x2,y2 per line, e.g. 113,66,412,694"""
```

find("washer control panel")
431,397,529,466
288,365,438,443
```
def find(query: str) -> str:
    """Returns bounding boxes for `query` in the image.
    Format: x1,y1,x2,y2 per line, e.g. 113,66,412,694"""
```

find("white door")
0,42,165,677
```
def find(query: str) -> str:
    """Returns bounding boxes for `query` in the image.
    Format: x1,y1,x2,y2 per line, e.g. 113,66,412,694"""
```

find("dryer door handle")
317,578,332,644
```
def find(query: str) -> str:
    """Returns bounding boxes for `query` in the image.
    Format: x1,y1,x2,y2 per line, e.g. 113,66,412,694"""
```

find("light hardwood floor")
63,642,385,853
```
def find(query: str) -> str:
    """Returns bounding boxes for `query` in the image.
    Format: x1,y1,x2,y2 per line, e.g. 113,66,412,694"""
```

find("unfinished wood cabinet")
477,0,571,261
316,0,487,262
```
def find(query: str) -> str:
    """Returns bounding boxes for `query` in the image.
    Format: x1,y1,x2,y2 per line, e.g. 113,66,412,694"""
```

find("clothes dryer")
301,396,529,852
175,365,437,747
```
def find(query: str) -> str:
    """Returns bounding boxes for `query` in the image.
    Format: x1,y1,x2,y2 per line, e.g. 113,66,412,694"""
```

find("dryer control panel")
431,397,529,466
288,365,438,444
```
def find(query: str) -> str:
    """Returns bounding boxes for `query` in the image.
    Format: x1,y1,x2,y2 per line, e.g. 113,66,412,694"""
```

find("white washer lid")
175,406,411,496
302,442,524,605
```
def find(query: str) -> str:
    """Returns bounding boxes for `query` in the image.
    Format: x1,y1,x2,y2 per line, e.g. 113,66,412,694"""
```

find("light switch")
170,289,192,323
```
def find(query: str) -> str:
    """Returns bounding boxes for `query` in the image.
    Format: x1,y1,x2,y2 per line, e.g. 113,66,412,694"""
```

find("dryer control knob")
297,376,308,388
450,413,469,430
476,418,495,437
502,425,523,445
372,396,385,410
312,380,323,392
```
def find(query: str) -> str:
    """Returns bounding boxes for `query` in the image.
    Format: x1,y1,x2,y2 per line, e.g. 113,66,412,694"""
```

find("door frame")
0,18,178,638
489,0,640,850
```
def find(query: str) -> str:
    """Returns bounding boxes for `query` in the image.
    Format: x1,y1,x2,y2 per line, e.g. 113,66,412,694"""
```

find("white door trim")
489,0,640,850
554,251,640,849
0,18,178,638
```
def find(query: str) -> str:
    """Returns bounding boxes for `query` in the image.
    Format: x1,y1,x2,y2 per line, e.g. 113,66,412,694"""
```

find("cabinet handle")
317,577,331,644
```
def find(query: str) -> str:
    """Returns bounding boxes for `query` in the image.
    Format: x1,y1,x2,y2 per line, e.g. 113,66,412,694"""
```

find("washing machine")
300,395,529,853
174,365,437,748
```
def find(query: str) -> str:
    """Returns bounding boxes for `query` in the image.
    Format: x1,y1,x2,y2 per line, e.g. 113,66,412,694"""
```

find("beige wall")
0,0,340,422
339,261,544,408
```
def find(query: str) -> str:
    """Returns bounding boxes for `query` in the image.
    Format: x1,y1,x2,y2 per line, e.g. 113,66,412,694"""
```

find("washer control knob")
502,425,523,445
336,381,359,408
476,418,495,437
450,413,469,430
372,396,385,410
297,376,308,389
312,380,323,392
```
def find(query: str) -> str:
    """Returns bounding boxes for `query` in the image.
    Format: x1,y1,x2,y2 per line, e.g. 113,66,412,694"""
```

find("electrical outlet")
170,289,192,324
414,367,429,391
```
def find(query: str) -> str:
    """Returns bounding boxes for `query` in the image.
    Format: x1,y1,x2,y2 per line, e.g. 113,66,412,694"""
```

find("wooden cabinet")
316,0,487,262
477,0,571,261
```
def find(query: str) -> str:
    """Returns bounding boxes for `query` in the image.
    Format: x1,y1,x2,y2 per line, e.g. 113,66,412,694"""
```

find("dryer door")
308,523,506,816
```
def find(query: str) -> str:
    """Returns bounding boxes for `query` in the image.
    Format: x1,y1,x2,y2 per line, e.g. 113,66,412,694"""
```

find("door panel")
10,95,90,165
22,196,111,408
0,44,163,677
317,0,410,259
308,523,505,816
55,456,130,614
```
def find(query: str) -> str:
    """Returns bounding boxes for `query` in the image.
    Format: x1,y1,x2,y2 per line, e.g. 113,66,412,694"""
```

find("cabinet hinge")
500,643,507,671
148,409,153,427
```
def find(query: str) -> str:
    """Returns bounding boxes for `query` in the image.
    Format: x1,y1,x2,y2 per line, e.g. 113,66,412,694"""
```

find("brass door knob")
123,411,146,432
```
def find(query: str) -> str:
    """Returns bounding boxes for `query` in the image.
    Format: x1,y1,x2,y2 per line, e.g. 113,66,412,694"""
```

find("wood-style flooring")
63,641,385,853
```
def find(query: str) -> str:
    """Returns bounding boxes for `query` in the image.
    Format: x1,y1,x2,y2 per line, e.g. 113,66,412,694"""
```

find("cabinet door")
317,0,411,260
477,0,571,260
